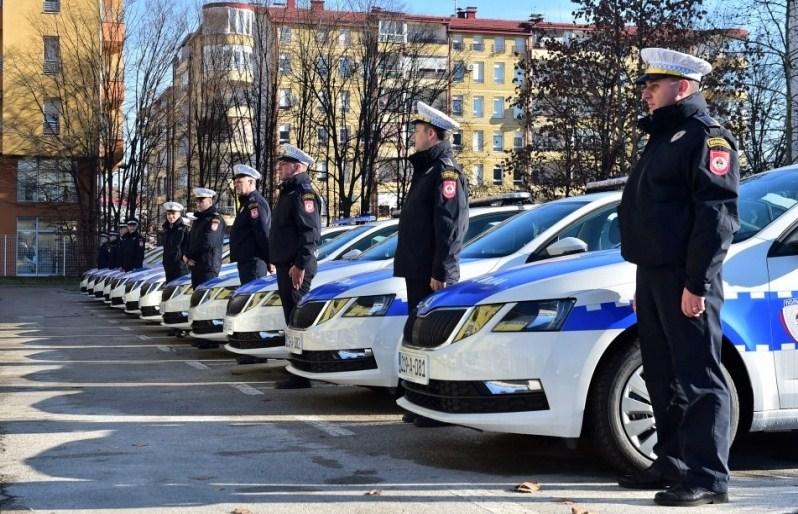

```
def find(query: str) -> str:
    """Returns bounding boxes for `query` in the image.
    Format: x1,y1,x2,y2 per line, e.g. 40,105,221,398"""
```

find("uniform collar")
408,141,453,169
638,92,708,135
282,172,309,188
196,206,217,218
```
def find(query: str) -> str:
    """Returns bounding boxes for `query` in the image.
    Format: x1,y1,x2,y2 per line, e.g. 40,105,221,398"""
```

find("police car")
123,268,167,315
396,166,798,473
283,192,622,388
83,247,163,297
222,207,530,359
159,264,238,330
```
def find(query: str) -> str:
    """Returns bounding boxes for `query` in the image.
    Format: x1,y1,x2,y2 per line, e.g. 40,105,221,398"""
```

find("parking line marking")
120,327,132,331
106,320,119,324
232,383,264,396
186,361,210,370
139,335,151,340
295,415,355,437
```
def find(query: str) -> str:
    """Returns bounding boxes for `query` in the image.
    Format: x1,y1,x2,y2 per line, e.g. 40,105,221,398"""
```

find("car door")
767,222,798,409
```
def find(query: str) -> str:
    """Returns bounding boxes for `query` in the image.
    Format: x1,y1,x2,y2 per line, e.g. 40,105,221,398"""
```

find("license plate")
286,331,303,355
398,349,429,385
224,318,233,336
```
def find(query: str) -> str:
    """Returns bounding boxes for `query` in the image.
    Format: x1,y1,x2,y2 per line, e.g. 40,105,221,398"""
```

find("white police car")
283,192,623,388
397,166,798,473
81,246,163,294
222,207,530,359
160,264,239,330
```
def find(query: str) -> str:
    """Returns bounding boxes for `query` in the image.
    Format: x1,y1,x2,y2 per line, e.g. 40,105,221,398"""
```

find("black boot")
654,486,728,506
275,375,311,389
618,466,679,490
237,355,267,365
194,340,219,350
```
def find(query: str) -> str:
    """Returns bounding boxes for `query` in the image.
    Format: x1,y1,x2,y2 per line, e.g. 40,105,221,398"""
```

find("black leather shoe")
401,412,417,423
275,375,312,389
194,340,219,350
413,415,449,428
618,467,678,490
654,486,728,507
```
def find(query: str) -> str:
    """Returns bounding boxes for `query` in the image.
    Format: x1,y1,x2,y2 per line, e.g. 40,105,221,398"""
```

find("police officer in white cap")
230,164,272,285
617,48,739,507
120,218,145,271
96,233,111,269
271,144,321,389
161,201,190,282
184,188,226,288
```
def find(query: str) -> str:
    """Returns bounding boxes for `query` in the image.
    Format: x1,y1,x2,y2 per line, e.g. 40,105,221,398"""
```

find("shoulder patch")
707,137,732,150
693,112,720,128
440,169,460,181
302,192,315,201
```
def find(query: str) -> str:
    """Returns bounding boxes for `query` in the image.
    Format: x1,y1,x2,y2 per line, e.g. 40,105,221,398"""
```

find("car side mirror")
545,237,588,257
341,249,362,260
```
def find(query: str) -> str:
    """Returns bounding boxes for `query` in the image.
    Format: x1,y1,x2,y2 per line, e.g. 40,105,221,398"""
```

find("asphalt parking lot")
1,284,798,513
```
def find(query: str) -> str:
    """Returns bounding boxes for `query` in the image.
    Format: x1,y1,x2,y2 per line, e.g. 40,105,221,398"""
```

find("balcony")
43,0,61,13
102,22,125,54
43,60,61,75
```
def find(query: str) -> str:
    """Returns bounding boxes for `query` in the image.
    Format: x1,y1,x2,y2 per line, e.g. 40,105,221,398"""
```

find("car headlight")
244,292,269,312
214,287,236,301
452,304,502,342
263,292,282,306
342,295,394,317
181,285,193,295
317,298,350,324
492,299,575,332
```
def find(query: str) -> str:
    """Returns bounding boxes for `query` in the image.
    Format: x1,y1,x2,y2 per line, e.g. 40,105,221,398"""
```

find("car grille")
290,350,377,373
402,379,549,414
162,311,188,324
228,331,286,349
226,294,250,315
161,285,178,302
141,306,160,317
94,289,104,298
190,289,208,308
125,301,139,311
111,297,123,305
404,309,467,349
192,320,223,334
290,301,325,329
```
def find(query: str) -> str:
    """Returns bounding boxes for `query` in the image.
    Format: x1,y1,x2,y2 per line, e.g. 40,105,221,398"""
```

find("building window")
339,126,349,142
316,160,328,180
493,36,505,53
43,0,60,13
473,164,484,186
317,127,328,145
339,29,351,45
379,20,407,43
339,57,354,78
452,34,464,51
452,95,463,116
228,8,253,35
278,89,292,109
492,96,504,119
493,62,505,84
514,132,524,149
43,36,60,74
513,167,523,184
16,158,76,203
471,62,484,83
515,36,526,54
279,54,291,74
452,131,462,148
16,217,78,276
492,131,504,151
340,91,350,113
473,96,484,117
203,44,252,72
316,57,330,77
453,60,465,82
279,26,291,43
278,124,291,143
492,165,503,185
44,98,61,135
471,35,484,51
472,130,484,151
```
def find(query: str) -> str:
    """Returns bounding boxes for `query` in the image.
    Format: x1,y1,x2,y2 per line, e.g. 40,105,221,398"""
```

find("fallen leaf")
513,481,541,493
364,489,382,496
230,508,253,514
571,507,597,514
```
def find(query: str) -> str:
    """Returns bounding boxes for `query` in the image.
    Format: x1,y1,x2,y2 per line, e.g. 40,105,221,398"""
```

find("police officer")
110,225,128,270
230,164,272,285
270,144,321,389
161,202,190,283
96,233,111,269
395,101,469,316
120,218,145,271
394,101,469,427
184,188,226,289
618,48,739,507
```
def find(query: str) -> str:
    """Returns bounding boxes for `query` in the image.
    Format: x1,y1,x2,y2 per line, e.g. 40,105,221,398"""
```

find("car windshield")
734,170,798,242
460,201,589,259
357,234,398,261
320,228,351,246
316,225,373,260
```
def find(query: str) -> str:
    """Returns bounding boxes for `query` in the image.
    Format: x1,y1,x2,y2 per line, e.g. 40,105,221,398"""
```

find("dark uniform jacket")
97,241,111,268
109,239,122,269
186,207,226,274
230,190,271,264
269,172,321,272
161,218,190,279
394,141,469,283
120,231,145,271
619,92,740,296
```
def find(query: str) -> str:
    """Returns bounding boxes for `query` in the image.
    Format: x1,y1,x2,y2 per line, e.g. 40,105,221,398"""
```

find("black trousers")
164,264,188,284
191,269,218,289
276,265,315,324
636,266,730,492
237,258,267,285
405,278,433,317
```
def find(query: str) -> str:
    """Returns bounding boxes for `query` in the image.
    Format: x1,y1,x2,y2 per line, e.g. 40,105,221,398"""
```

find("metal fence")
1,233,80,277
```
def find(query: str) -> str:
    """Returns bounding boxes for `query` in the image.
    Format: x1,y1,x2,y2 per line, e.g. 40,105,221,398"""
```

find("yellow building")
0,0,124,275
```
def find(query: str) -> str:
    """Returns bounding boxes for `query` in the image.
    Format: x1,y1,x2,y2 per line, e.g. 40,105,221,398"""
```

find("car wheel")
587,339,739,474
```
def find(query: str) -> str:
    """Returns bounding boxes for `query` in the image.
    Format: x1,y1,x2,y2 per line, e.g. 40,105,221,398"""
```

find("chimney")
286,0,296,9
455,8,465,19
311,0,324,12
465,6,477,19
